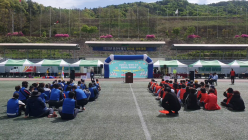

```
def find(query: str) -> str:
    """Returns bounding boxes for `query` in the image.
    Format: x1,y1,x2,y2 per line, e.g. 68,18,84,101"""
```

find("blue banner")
109,60,148,78
93,47,156,51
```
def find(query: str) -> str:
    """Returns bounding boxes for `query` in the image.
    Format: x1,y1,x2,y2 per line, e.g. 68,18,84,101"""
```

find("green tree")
172,27,181,39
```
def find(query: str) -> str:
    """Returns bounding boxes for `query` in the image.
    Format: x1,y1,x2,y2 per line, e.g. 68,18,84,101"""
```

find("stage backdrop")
109,60,148,78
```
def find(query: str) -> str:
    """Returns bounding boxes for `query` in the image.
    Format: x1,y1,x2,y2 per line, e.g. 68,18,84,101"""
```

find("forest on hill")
1,0,248,38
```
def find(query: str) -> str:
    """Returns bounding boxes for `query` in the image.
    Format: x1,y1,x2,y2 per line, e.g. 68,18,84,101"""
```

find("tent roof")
70,60,103,67
154,60,187,67
189,60,228,67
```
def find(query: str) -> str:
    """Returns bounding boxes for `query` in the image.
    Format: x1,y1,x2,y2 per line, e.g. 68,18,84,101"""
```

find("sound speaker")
70,70,75,80
100,64,103,68
189,71,194,81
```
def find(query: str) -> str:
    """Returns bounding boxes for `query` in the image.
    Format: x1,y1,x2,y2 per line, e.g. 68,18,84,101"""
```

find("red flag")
19,0,21,2
56,21,59,24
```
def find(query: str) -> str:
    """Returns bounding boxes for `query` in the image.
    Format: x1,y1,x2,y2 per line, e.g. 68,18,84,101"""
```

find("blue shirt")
19,87,30,101
213,75,218,80
62,98,76,114
50,89,61,101
64,91,70,98
7,98,19,117
75,89,87,100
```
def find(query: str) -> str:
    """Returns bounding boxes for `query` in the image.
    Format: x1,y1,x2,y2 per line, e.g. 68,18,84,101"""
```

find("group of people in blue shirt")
7,79,101,120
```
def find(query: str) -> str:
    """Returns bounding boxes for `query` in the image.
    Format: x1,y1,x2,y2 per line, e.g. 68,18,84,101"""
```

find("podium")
125,72,133,83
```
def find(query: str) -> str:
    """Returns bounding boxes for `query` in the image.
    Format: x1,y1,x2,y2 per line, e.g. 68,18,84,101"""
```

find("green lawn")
0,80,247,140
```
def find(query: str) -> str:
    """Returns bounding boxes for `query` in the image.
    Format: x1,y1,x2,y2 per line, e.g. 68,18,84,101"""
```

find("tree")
172,27,181,39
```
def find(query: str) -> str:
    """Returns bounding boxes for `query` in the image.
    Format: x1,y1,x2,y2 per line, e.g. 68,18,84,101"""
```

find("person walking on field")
230,69,235,85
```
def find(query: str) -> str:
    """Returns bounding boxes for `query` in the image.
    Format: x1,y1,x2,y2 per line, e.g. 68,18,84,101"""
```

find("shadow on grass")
13,117,37,121
51,117,70,123
0,115,10,120
156,113,179,118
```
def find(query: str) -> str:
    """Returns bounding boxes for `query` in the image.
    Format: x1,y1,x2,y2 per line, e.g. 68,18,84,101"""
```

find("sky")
31,0,228,9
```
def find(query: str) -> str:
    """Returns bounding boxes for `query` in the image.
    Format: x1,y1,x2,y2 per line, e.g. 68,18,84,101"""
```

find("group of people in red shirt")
148,78,245,115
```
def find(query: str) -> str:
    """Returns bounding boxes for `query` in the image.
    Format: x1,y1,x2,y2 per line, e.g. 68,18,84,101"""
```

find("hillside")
1,0,248,59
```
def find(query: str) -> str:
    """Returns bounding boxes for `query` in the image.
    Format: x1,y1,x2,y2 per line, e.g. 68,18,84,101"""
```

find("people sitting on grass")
210,85,217,96
203,89,221,111
13,85,21,96
29,85,34,93
182,87,190,105
44,84,51,101
177,84,186,104
161,87,181,115
25,90,57,118
32,83,38,90
64,81,70,91
59,91,79,120
221,88,234,107
185,88,200,110
88,83,99,101
226,91,245,111
7,93,25,118
77,81,82,89
72,85,89,111
96,79,101,91
58,80,64,89
197,88,208,107
64,86,72,98
38,87,48,103
154,83,162,96
48,84,64,109
19,81,31,104
80,79,87,90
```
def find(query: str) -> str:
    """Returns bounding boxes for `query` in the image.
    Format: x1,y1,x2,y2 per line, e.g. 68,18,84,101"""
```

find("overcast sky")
31,0,229,9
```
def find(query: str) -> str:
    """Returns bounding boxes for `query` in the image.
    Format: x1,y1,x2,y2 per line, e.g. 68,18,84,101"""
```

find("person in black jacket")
185,88,200,110
90,69,95,81
228,91,245,111
162,87,181,115
182,87,190,105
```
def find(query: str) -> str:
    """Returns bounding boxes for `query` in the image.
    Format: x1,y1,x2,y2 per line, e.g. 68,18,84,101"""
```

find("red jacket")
230,71,235,77
179,89,186,100
204,93,221,110
226,93,233,105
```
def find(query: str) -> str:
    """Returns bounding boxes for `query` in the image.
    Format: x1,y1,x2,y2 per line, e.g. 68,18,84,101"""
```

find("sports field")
0,79,247,140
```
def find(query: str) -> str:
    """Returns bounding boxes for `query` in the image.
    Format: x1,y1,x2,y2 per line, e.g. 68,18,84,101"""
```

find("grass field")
0,80,247,140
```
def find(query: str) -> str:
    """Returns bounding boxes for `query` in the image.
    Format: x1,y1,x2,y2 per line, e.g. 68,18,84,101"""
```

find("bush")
7,32,24,36
146,35,156,39
9,37,30,43
100,34,113,38
42,31,46,37
55,34,69,37
53,29,57,35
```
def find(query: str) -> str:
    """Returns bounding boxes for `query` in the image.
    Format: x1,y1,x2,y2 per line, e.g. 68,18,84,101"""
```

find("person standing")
230,69,235,85
173,68,177,79
90,69,95,81
46,68,50,77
